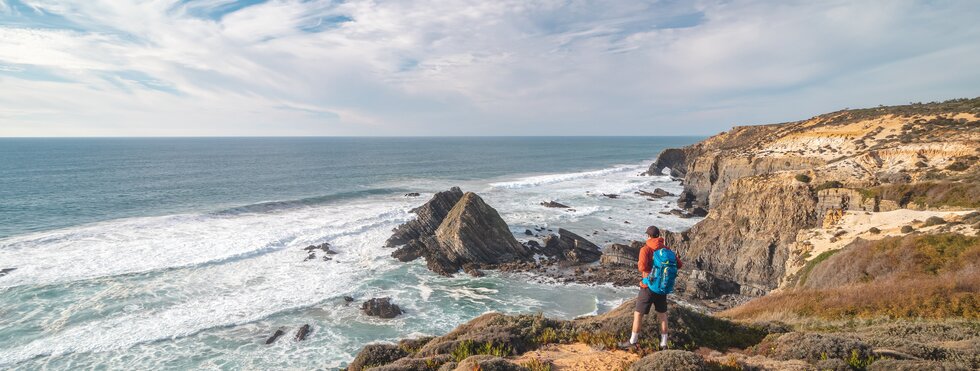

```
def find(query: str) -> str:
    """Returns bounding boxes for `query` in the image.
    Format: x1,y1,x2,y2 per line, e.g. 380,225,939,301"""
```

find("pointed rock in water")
539,200,570,208
423,192,531,275
362,297,403,319
265,327,286,344
385,187,464,248
295,324,311,341
0,268,15,277
385,188,532,276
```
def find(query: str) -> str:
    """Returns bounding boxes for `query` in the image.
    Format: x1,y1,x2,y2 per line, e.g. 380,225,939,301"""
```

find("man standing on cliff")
624,226,682,349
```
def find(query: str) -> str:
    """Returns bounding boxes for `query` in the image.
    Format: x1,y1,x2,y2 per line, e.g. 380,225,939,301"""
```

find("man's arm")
638,247,652,276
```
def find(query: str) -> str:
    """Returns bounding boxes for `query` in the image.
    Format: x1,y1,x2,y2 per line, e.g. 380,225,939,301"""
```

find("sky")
0,0,978,137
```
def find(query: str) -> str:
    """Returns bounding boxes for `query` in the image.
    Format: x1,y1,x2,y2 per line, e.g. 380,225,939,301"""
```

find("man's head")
646,226,661,238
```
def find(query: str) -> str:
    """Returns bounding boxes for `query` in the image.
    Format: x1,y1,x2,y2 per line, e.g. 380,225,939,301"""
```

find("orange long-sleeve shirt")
638,237,683,288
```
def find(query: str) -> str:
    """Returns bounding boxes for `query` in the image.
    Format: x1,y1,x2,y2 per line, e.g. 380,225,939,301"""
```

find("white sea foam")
488,165,640,189
0,159,699,369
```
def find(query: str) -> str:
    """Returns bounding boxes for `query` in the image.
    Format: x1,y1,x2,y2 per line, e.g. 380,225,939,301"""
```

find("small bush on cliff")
795,174,812,183
945,161,969,171
815,180,844,191
723,234,980,320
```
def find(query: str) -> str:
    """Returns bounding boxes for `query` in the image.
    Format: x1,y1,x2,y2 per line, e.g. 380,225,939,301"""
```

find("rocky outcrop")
387,188,532,276
348,344,409,371
385,187,464,248
599,242,641,267
294,324,311,341
644,147,692,178
677,175,819,294
265,327,285,344
649,100,980,296
362,297,403,319
539,229,602,264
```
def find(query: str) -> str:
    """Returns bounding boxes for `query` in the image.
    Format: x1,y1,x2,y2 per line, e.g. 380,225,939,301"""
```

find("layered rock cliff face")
655,98,980,295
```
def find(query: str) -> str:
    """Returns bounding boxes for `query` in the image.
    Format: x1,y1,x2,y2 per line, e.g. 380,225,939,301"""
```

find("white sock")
629,332,639,344
660,334,668,347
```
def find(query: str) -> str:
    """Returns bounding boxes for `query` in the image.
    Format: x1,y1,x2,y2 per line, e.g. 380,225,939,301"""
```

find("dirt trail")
512,343,639,371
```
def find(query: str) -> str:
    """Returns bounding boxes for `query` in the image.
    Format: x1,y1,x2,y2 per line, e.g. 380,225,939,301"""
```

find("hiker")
626,226,682,348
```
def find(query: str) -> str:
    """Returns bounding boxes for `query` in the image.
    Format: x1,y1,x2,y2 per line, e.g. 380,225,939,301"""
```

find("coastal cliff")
351,98,980,370
655,98,980,295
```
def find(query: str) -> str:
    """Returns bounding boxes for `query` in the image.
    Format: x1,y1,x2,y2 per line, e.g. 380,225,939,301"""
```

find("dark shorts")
635,287,668,314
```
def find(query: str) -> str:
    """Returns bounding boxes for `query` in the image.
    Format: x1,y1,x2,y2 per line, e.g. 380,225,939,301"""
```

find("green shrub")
815,180,843,191
946,162,969,171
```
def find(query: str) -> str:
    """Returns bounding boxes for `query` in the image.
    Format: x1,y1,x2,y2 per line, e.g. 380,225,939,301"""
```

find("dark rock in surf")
540,200,570,208
0,267,15,277
294,324,311,341
304,252,316,261
265,327,285,344
405,192,421,197
362,297,403,319
601,193,619,199
636,188,674,199
538,229,602,264
343,295,355,304
524,229,533,236
463,263,485,277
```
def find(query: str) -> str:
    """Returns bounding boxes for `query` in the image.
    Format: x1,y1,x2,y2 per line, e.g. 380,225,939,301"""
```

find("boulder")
539,201,570,208
599,243,640,267
629,350,705,371
265,327,285,344
362,297,403,319
294,324,311,341
539,229,601,264
347,343,409,371
636,188,675,199
689,207,708,217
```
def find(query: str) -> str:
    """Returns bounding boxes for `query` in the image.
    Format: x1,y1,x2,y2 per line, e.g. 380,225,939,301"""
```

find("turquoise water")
0,137,700,369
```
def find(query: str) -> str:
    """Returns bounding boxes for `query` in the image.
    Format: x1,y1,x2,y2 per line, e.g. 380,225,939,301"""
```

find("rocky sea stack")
386,187,532,276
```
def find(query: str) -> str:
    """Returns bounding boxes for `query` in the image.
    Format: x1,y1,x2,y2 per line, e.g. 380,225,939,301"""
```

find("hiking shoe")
616,341,637,350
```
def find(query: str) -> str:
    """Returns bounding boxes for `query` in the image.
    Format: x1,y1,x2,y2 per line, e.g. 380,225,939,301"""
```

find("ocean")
0,137,701,369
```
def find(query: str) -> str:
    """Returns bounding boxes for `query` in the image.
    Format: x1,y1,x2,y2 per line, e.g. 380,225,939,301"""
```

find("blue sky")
1,0,978,136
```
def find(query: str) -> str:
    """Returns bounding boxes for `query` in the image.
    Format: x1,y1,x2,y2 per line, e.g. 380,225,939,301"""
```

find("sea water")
0,137,701,369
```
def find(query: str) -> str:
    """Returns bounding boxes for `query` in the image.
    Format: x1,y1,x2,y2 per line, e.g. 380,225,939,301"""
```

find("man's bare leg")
629,311,643,344
657,312,668,347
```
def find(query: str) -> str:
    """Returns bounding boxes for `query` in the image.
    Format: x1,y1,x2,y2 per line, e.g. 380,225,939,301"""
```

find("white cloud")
0,0,978,136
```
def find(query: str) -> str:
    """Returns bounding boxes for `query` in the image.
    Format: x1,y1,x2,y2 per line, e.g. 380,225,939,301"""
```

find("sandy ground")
784,209,977,282
511,343,639,371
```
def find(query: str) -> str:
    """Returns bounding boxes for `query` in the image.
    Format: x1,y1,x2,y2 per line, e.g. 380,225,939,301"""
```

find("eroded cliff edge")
649,98,980,296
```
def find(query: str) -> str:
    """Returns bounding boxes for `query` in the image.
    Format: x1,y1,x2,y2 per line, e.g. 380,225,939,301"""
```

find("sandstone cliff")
653,98,980,295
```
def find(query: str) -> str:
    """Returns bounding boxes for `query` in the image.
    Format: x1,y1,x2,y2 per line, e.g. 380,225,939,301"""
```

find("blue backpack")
642,248,679,295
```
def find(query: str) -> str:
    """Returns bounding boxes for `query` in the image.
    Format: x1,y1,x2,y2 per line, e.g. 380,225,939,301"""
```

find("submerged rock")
362,297,403,319
539,200,570,208
294,324,311,341
405,192,421,197
0,267,15,277
265,327,285,344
